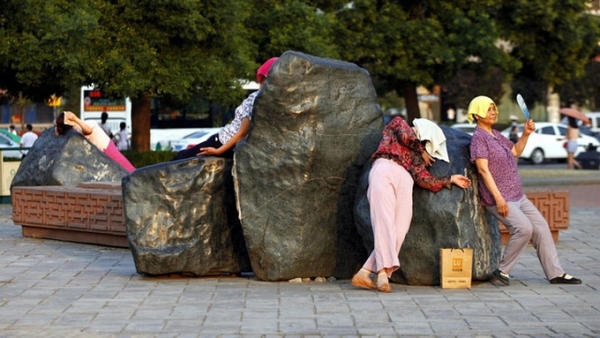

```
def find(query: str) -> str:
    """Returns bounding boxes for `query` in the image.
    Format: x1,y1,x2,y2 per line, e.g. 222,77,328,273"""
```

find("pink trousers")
362,158,414,277
104,141,136,173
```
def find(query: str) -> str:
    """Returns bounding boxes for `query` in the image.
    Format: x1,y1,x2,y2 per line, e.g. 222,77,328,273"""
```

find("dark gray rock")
233,51,382,281
123,156,251,276
354,126,501,285
11,128,128,189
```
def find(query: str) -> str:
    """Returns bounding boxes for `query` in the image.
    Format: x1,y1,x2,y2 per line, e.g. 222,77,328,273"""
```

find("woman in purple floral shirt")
468,95,581,286
352,116,471,293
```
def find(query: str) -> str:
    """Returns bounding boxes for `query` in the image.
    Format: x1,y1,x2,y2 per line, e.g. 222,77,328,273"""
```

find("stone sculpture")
11,128,128,189
233,51,383,281
123,156,252,276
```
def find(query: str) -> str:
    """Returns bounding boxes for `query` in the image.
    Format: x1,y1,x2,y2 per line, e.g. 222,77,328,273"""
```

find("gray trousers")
486,196,564,280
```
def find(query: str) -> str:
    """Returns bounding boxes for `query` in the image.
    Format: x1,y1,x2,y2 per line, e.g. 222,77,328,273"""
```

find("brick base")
12,184,127,248
499,190,569,245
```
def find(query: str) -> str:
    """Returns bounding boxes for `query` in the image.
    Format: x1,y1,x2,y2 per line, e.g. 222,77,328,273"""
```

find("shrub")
122,150,175,168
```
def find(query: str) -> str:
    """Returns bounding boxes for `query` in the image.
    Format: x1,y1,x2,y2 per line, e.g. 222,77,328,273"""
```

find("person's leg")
486,198,533,275
171,133,220,161
104,141,136,173
355,159,403,291
363,159,404,275
375,162,413,292
567,152,574,170
519,198,565,280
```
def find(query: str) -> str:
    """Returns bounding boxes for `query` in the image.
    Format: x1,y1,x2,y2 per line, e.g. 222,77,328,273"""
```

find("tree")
1,0,256,151
85,0,257,151
0,0,103,102
245,1,340,65
496,0,600,110
331,0,510,123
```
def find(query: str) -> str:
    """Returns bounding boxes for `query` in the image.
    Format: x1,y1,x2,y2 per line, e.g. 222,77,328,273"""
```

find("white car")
585,112,600,134
450,123,476,135
168,128,221,152
500,122,600,164
0,133,23,158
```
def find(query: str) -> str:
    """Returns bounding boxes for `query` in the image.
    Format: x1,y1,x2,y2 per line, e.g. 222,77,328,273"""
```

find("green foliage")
496,0,599,88
1,0,599,125
557,61,600,110
444,67,507,110
246,1,340,61
329,0,512,121
333,0,508,89
121,150,175,168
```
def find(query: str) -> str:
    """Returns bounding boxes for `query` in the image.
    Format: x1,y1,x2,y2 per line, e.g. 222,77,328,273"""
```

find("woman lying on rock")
171,57,278,161
55,111,136,173
352,116,471,293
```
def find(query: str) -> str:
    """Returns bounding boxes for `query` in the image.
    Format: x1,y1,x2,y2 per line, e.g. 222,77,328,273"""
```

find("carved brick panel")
499,190,569,244
12,186,127,247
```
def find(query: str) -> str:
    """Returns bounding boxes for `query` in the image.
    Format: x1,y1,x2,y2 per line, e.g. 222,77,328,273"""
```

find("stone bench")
11,182,127,248
498,190,569,245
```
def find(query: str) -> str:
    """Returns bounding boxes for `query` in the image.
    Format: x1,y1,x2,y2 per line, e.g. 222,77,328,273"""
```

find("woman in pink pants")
55,111,136,173
352,116,470,293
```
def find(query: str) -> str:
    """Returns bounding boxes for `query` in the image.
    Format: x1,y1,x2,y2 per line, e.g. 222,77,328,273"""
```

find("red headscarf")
256,57,278,83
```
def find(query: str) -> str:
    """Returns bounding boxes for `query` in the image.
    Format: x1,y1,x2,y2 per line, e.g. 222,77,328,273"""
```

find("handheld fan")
516,94,530,120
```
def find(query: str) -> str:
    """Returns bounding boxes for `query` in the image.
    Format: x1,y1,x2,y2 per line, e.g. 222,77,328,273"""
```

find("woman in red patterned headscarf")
352,116,471,293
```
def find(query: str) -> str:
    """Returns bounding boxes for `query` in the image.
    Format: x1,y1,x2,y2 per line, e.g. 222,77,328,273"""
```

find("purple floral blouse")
469,126,524,207
371,117,451,192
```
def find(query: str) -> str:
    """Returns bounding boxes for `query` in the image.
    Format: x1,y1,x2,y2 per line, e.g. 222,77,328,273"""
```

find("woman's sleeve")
412,167,452,192
470,133,489,162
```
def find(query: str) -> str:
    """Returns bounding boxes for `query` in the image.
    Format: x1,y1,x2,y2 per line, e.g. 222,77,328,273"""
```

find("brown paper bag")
440,248,473,289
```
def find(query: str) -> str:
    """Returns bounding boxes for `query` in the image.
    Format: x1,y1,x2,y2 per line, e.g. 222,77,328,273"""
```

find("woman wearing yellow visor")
468,96,581,286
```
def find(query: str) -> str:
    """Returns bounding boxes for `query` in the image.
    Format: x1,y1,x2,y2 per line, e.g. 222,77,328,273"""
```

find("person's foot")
492,269,510,286
376,270,392,293
549,273,582,284
351,274,376,290
377,283,392,293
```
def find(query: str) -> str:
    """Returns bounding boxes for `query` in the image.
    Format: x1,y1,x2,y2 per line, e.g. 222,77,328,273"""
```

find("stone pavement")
1,171,599,337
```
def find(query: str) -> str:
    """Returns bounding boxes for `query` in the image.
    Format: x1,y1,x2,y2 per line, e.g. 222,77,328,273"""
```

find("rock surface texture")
353,127,501,285
123,157,251,276
11,128,128,188
233,51,383,281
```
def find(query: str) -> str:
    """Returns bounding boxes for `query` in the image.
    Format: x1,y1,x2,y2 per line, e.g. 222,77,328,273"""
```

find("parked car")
579,125,600,143
585,112,600,134
0,132,23,158
0,128,21,143
168,128,221,152
450,123,476,135
500,122,600,164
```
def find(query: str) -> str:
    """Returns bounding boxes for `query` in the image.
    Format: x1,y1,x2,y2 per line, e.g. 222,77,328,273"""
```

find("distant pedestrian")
100,111,114,140
565,116,581,170
115,122,130,151
19,124,38,159
9,125,17,136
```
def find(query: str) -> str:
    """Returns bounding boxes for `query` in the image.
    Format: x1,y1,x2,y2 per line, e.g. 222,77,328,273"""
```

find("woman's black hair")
55,112,74,135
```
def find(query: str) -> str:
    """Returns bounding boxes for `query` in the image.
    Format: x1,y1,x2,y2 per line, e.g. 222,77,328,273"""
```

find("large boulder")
233,51,382,281
123,157,251,276
11,128,128,188
354,126,501,285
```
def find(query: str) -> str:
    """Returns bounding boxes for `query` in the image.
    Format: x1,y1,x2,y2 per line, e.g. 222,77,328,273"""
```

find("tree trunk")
402,82,420,126
131,94,151,152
